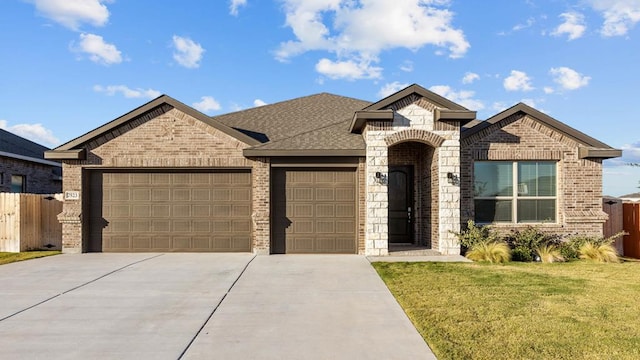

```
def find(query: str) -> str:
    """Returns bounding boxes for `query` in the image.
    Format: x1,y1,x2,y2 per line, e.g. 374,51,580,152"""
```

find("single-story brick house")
45,84,621,255
1,128,62,194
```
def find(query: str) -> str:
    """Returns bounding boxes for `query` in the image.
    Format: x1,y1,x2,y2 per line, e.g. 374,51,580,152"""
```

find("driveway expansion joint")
177,254,257,360
0,253,164,323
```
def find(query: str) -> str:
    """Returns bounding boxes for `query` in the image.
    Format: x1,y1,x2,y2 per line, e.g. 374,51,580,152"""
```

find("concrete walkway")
0,254,436,359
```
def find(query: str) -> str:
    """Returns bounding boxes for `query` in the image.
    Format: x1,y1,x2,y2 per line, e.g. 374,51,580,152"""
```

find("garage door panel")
273,168,356,254
91,170,251,252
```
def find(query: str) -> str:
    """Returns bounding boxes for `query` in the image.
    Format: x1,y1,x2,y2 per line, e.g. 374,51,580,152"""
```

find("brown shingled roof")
212,93,371,145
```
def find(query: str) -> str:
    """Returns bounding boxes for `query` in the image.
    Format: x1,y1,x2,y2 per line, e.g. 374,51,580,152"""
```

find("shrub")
506,226,559,262
579,242,619,263
535,244,564,263
561,232,624,261
453,220,500,255
465,241,511,263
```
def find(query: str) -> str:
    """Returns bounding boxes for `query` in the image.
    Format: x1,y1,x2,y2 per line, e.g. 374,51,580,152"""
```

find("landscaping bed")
373,261,640,360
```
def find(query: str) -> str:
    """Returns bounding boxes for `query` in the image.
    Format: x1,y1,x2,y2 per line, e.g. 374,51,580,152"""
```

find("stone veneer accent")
58,107,270,253
363,100,461,255
461,113,607,237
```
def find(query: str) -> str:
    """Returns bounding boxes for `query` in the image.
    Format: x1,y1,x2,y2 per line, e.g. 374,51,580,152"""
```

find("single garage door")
88,170,252,252
272,168,357,254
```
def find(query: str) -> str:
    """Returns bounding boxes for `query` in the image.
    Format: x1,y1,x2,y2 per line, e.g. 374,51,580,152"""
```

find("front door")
388,166,414,244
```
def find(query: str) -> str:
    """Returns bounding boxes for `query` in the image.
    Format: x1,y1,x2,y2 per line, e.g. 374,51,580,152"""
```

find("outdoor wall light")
374,171,387,185
446,172,459,185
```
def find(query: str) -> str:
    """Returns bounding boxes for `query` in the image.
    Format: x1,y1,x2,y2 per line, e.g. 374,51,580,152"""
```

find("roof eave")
244,149,366,157
349,110,394,133
578,147,622,159
434,109,476,125
1,151,62,166
44,149,86,160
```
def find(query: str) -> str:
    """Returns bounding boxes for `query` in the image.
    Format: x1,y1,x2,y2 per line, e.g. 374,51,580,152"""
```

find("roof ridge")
212,92,370,120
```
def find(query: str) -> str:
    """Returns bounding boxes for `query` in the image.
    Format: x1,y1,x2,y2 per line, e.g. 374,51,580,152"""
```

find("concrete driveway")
0,254,435,359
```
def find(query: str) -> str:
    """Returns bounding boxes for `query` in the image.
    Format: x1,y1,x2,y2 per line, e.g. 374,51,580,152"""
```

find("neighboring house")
619,193,640,202
0,128,61,194
45,84,621,255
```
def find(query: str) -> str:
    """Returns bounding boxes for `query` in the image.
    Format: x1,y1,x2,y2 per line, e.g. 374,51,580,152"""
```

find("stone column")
365,130,389,256
438,138,461,254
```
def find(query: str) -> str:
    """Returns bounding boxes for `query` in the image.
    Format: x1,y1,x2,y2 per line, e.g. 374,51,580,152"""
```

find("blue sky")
1,0,639,196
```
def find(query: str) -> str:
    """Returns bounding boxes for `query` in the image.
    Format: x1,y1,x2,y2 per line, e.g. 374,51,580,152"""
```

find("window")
474,161,556,223
11,175,25,193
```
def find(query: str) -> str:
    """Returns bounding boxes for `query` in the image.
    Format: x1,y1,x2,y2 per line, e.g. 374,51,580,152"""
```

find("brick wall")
59,106,260,253
461,113,606,237
0,156,61,194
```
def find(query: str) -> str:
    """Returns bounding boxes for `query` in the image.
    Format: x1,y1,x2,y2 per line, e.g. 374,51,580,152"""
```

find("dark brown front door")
389,166,414,244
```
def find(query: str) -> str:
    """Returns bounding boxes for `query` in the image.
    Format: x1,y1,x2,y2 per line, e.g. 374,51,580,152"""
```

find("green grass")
373,261,640,360
0,251,61,265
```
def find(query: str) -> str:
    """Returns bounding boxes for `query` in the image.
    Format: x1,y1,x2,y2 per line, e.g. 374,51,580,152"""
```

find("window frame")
10,174,25,193
473,161,557,224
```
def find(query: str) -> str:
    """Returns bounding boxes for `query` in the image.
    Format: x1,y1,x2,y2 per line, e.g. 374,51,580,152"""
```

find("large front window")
474,161,556,223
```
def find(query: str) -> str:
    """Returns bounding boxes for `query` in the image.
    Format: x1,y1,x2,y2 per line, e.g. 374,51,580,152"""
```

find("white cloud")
0,120,59,146
513,17,535,31
377,82,410,98
315,58,382,80
276,0,469,79
429,85,485,110
550,67,591,90
551,12,586,40
192,96,221,114
462,72,480,84
400,60,414,72
503,70,534,91
73,33,122,65
621,141,640,163
588,0,640,36
543,86,555,94
93,85,161,99
520,98,538,108
172,35,205,68
253,99,267,107
492,102,508,112
229,0,247,16
30,0,110,30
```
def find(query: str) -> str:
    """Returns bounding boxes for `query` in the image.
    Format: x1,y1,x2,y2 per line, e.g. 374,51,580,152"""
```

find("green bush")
453,220,500,255
506,226,559,262
561,232,624,261
465,241,512,263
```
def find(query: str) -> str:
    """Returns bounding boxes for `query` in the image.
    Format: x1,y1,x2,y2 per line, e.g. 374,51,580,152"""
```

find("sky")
1,0,639,196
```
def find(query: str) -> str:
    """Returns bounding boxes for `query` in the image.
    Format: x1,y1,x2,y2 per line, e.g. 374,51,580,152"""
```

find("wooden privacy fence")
623,202,640,259
0,193,63,252
603,197,624,255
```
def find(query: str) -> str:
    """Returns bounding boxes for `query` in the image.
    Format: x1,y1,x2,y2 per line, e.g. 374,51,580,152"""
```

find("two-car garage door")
88,170,252,252
87,168,357,254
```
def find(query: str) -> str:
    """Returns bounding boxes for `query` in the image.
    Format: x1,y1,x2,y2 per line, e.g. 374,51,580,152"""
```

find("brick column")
437,139,461,254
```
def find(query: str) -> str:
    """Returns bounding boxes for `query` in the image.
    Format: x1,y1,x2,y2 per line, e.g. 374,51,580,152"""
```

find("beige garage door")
272,168,357,254
88,170,251,252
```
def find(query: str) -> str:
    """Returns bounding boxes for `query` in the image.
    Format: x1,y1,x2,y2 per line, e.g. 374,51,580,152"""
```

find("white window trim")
474,161,558,224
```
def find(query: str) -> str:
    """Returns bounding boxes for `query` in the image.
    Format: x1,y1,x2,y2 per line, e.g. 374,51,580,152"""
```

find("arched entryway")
387,141,438,249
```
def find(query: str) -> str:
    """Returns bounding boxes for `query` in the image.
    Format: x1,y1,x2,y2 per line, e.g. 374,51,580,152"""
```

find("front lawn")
373,261,640,360
0,251,60,265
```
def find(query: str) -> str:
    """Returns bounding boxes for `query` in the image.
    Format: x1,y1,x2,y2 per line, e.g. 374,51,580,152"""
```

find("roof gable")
462,102,621,158
47,95,260,160
363,84,468,111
